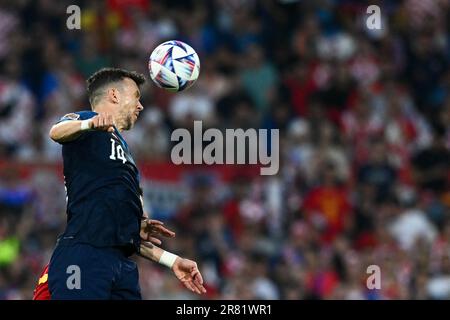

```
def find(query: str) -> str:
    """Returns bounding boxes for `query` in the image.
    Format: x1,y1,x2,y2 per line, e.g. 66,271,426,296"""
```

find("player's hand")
89,113,115,132
172,258,206,295
140,218,176,245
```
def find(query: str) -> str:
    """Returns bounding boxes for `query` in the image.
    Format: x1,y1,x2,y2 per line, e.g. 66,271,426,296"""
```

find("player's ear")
107,88,120,104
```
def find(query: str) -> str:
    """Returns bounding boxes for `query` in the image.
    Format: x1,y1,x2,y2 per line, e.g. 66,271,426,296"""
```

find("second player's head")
87,68,146,131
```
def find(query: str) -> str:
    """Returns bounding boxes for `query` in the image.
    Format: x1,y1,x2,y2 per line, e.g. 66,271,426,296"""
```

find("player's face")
119,78,144,130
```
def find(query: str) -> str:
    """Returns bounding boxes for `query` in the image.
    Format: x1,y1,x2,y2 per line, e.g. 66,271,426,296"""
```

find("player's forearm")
49,120,91,143
139,242,179,268
139,242,163,262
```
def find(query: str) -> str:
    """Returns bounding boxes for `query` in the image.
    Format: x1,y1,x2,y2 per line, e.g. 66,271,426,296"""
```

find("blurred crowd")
0,0,449,299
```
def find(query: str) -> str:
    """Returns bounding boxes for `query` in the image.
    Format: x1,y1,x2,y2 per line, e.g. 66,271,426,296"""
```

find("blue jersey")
56,111,143,254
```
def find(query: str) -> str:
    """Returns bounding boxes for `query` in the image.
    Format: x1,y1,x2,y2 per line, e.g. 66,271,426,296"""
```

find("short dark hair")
86,68,146,106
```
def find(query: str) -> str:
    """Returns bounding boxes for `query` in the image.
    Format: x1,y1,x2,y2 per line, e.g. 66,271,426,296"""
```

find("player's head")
87,68,146,130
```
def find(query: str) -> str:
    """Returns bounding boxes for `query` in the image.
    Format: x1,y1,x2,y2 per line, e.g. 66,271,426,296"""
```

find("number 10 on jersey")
109,139,127,164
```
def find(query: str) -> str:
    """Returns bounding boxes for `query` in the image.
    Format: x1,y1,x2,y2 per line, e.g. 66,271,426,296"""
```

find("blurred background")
0,0,449,300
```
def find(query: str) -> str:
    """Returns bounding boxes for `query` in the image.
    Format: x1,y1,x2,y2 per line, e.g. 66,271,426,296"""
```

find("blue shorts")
48,242,141,300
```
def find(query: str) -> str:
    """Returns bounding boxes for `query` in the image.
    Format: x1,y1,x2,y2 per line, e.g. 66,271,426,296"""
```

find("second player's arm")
139,193,175,245
49,120,91,143
49,113,115,143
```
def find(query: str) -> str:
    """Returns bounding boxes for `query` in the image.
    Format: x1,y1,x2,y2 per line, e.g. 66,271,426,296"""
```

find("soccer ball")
148,40,200,92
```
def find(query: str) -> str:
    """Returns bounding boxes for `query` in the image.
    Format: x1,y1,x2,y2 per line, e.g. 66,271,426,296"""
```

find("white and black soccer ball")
148,40,200,92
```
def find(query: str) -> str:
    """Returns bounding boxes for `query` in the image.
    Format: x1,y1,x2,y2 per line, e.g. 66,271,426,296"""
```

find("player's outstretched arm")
140,218,176,245
139,242,206,295
49,113,115,143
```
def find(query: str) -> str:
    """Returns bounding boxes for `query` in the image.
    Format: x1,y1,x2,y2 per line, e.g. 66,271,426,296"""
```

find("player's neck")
93,101,115,115
114,115,128,132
